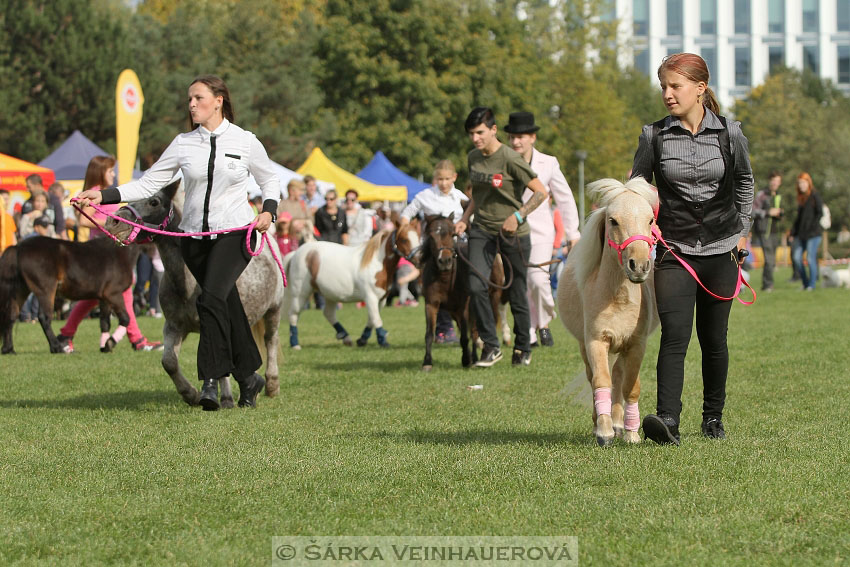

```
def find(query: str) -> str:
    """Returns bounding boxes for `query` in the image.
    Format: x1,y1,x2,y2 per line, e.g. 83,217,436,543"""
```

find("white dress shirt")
116,119,279,235
401,185,468,222
522,148,580,245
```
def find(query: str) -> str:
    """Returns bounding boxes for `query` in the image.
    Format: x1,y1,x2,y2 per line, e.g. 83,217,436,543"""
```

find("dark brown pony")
420,215,478,370
0,236,136,354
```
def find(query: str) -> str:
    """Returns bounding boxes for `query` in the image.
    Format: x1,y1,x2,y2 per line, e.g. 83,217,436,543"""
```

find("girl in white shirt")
77,75,279,411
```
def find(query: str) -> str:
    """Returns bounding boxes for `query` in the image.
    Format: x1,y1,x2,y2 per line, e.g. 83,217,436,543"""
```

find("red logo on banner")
122,86,139,112
492,174,502,188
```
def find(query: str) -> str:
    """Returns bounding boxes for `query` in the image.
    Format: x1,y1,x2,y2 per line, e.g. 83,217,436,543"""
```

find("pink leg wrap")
100,332,110,348
625,402,640,432
593,387,612,416
111,326,127,344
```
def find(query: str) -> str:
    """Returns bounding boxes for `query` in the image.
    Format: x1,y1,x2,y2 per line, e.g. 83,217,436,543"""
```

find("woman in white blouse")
77,75,279,411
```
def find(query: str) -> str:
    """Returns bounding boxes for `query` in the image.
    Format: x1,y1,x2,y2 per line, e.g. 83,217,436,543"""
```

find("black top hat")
503,112,540,134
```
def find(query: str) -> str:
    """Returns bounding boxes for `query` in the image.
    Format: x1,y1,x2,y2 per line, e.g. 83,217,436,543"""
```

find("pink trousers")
60,286,143,344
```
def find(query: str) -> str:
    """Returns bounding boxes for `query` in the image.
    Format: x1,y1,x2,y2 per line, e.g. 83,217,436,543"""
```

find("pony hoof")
613,426,625,439
220,397,235,410
356,337,368,347
342,336,353,346
183,388,201,406
265,379,280,398
100,337,117,353
596,435,615,448
422,365,432,372
623,430,641,444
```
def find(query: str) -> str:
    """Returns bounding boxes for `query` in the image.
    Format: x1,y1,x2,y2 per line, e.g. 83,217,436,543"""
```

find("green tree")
0,0,135,161
734,69,850,233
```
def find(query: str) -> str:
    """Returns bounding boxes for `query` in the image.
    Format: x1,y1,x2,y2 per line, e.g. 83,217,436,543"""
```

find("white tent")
246,161,334,199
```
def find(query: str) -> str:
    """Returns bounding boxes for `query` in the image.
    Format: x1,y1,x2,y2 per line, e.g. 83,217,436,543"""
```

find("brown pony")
420,215,477,370
0,236,138,354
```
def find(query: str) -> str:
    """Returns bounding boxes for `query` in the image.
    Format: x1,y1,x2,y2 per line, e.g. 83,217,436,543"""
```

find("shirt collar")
661,107,723,134
198,118,231,140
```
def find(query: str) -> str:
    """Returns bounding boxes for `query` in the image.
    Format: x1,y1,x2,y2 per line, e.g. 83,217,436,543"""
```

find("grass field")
1,266,848,566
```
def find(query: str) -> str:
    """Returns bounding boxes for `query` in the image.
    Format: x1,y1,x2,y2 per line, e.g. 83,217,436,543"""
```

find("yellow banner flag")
115,69,145,185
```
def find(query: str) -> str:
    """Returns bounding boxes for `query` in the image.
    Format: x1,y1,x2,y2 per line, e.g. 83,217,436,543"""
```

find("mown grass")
0,266,848,566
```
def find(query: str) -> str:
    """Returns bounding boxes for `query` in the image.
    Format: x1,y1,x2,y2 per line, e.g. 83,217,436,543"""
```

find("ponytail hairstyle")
795,172,816,206
83,155,117,192
188,74,235,129
658,53,720,115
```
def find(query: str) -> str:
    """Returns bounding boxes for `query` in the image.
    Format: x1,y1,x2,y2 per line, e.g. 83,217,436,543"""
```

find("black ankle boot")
236,373,265,408
199,378,220,411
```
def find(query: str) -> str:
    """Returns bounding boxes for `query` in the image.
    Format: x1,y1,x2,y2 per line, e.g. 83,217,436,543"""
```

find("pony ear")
163,179,180,202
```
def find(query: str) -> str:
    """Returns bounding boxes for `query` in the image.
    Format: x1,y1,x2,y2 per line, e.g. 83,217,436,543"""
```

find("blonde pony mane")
360,229,391,269
570,177,658,286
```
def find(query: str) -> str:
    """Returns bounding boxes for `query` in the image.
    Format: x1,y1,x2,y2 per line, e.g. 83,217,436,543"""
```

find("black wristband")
262,199,278,223
100,187,122,205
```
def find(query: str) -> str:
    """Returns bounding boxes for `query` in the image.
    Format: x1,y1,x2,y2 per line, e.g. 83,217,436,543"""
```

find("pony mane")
360,229,390,269
570,177,658,286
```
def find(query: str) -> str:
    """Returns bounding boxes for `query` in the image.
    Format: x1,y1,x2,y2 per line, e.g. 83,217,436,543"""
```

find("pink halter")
606,230,657,265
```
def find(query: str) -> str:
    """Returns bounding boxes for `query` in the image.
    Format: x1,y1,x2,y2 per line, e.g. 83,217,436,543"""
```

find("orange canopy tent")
0,153,55,212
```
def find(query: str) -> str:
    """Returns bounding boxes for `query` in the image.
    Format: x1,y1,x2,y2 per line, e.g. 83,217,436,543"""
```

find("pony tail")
703,86,720,115
0,246,21,350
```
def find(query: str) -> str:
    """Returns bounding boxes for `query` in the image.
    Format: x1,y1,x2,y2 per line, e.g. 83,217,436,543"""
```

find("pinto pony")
557,178,660,447
105,180,285,406
284,224,420,348
0,236,137,354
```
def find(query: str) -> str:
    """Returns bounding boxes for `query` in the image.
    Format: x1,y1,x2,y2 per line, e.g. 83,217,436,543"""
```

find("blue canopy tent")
356,151,429,202
38,130,142,182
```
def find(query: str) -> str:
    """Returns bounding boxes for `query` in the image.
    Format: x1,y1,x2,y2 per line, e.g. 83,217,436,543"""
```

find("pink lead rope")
72,200,287,287
650,225,754,305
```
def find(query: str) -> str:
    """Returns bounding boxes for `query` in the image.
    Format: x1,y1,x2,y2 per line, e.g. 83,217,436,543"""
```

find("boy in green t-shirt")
456,107,548,367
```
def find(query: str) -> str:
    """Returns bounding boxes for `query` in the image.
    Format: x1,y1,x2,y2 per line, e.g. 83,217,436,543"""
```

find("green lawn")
1,266,848,566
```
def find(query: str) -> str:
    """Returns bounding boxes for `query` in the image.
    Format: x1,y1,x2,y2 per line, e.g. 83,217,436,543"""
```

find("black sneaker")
643,413,680,445
539,328,554,347
475,346,502,368
511,349,531,366
701,417,726,439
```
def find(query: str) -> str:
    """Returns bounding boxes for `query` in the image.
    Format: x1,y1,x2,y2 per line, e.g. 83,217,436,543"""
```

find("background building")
611,0,850,109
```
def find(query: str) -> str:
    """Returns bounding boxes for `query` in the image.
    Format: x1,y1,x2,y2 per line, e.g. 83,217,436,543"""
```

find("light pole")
575,150,587,231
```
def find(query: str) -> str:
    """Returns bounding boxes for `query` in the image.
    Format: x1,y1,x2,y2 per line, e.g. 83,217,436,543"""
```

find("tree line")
1,0,848,230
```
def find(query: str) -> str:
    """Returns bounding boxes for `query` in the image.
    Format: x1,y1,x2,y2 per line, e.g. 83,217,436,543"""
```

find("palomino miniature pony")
0,236,138,354
557,177,659,447
106,180,285,406
284,224,420,349
420,215,477,370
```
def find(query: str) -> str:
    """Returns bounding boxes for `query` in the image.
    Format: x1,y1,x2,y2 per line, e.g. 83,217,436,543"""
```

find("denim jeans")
791,235,822,289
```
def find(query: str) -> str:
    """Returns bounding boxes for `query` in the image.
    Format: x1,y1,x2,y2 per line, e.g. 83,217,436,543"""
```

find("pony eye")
610,218,619,227
150,198,160,208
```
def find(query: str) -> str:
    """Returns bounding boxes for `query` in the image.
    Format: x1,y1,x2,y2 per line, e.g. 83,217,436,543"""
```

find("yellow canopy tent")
296,147,407,202
0,153,56,212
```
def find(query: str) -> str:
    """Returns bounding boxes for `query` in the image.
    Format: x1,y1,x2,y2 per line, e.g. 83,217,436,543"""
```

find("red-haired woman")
630,53,754,445
58,156,162,353
789,172,824,291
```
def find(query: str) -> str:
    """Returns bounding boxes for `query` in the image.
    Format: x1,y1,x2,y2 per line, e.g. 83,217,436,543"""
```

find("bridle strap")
606,230,657,265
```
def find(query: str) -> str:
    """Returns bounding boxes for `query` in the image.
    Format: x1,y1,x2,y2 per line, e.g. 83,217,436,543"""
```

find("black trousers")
181,232,261,381
654,248,738,421
467,225,531,352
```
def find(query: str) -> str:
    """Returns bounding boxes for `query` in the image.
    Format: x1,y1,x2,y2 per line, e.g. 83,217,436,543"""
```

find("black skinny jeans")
467,225,531,352
181,231,261,382
654,248,739,422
